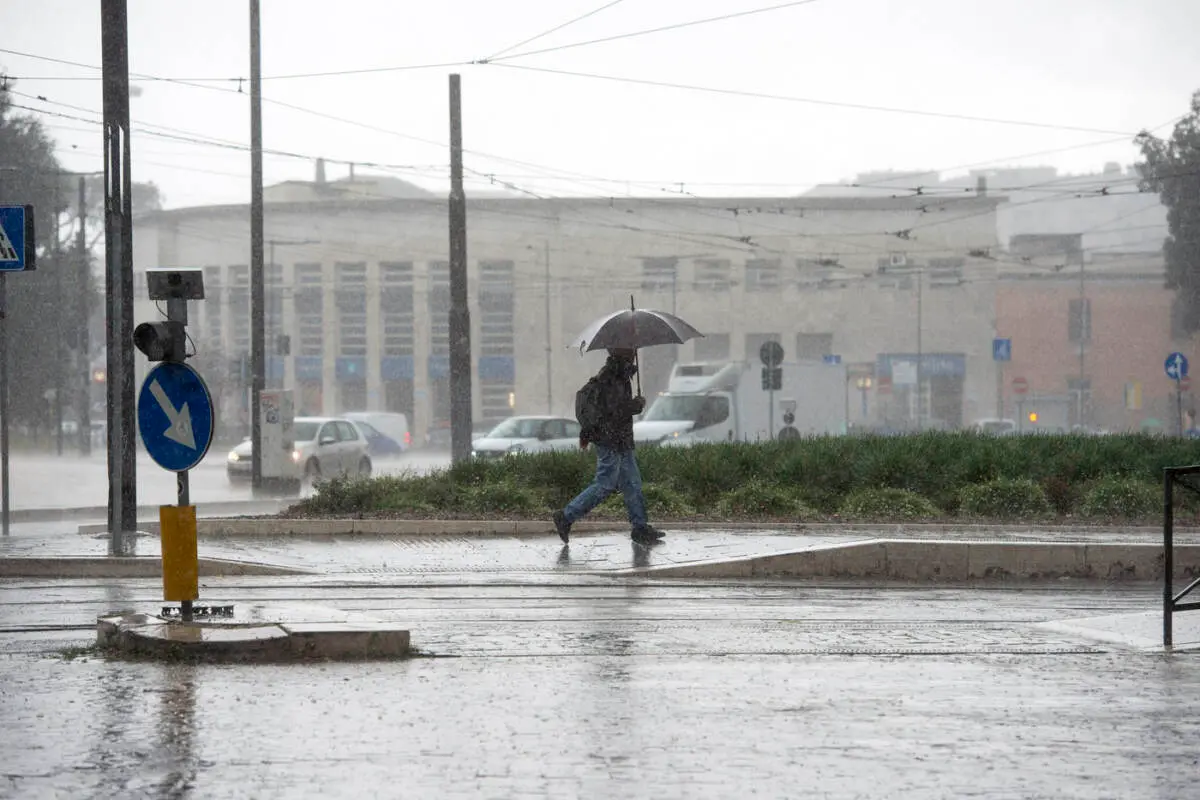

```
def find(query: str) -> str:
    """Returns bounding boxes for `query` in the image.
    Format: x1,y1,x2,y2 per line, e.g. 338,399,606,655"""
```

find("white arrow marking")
148,379,196,450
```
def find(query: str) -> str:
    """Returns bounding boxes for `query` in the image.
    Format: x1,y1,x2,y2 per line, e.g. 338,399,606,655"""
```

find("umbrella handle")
630,294,642,397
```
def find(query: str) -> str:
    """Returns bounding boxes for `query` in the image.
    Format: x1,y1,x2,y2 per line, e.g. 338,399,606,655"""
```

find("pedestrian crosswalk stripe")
0,224,17,262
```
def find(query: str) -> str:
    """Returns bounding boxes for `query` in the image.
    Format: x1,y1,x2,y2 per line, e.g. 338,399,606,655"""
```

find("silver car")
227,416,372,484
471,416,582,459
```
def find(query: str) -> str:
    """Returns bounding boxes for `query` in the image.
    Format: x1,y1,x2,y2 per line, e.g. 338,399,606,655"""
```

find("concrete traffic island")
96,605,412,663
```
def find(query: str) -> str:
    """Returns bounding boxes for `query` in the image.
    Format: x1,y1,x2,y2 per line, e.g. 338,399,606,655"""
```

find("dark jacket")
583,357,644,451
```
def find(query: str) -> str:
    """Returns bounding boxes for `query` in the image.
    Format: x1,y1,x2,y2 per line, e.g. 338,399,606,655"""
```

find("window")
542,419,568,439
694,258,731,291
266,262,284,342
203,266,222,353
640,257,677,291
479,260,514,357
228,265,249,355
1068,298,1092,343
745,259,781,292
294,263,324,358
336,262,367,357
795,333,833,360
694,333,730,361
318,423,338,443
335,421,360,441
380,261,415,357
428,261,450,356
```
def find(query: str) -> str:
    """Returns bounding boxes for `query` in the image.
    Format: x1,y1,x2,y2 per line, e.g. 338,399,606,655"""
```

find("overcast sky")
4,0,1199,209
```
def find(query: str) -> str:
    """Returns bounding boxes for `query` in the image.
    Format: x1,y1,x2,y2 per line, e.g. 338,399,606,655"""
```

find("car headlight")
228,452,240,462
292,450,302,463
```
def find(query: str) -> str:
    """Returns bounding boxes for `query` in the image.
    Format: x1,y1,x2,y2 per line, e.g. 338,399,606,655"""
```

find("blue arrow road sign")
0,205,36,272
993,338,1012,362
137,362,215,472
1166,352,1190,382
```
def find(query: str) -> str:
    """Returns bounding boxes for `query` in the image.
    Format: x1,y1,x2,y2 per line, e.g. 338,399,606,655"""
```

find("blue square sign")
993,338,1012,362
0,205,35,272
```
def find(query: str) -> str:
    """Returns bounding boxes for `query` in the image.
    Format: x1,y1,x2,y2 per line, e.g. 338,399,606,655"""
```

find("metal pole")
1,272,8,537
447,74,473,464
915,268,923,431
167,295,193,623
249,0,265,492
543,240,552,413
1164,470,1174,649
1078,260,1085,428
1177,381,1184,438
102,0,137,554
53,184,63,456
77,175,91,456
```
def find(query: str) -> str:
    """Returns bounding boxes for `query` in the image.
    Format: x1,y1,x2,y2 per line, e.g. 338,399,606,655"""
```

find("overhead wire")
484,63,1137,137
477,0,821,63
484,0,629,62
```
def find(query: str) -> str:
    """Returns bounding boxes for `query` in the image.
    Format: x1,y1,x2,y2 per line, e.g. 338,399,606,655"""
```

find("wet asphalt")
2,571,1198,799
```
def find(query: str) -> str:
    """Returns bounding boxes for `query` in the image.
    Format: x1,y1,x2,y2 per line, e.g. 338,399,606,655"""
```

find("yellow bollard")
160,505,198,603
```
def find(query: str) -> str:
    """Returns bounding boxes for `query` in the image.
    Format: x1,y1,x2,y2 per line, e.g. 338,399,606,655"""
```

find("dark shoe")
631,524,665,544
553,510,571,543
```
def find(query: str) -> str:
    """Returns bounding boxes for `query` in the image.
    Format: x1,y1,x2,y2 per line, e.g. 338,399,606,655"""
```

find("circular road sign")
1012,377,1029,395
759,340,785,368
137,362,215,473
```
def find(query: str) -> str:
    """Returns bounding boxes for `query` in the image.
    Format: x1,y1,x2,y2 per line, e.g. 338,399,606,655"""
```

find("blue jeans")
562,445,648,529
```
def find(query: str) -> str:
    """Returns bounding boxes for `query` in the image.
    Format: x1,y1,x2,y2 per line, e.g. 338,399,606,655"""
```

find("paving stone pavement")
2,577,1199,798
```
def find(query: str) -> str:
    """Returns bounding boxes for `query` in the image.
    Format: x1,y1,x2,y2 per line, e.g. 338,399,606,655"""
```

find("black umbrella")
574,296,704,395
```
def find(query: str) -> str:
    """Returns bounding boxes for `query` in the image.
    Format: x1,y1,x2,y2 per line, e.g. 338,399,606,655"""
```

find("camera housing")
146,269,205,301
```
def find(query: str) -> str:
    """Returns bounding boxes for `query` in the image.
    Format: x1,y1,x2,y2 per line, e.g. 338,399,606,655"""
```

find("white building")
132,172,1004,442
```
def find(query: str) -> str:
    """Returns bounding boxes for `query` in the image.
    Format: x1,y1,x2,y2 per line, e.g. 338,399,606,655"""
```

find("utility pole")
77,175,91,456
543,240,552,413
1077,259,1086,428
52,181,64,456
447,74,473,464
1,262,8,536
249,0,266,493
102,0,137,554
915,267,923,432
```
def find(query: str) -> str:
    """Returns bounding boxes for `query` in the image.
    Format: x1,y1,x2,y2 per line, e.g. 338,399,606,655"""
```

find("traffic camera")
134,268,205,363
133,320,187,362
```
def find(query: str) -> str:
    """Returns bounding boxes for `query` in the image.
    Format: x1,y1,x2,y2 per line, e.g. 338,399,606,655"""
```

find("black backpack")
575,377,603,433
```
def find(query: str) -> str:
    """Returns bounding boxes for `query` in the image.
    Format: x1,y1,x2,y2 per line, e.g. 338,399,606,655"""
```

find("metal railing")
1163,465,1200,648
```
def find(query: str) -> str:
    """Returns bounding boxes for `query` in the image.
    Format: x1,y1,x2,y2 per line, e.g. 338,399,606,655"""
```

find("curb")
17,499,295,526
77,517,1200,538
626,540,1200,582
97,613,410,663
0,557,310,579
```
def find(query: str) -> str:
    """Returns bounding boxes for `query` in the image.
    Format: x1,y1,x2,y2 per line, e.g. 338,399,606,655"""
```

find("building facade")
132,182,1007,442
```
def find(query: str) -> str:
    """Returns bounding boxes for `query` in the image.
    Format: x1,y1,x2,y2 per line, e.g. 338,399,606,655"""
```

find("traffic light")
761,367,782,391
132,320,187,363
1028,411,1039,423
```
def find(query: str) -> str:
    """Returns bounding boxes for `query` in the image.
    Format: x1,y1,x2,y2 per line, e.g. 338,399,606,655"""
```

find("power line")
478,0,822,63
485,63,1137,136
0,45,464,83
485,0,629,61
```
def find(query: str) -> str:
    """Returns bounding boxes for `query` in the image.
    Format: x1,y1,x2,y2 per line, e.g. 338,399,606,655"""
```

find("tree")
0,80,78,436
1136,91,1200,337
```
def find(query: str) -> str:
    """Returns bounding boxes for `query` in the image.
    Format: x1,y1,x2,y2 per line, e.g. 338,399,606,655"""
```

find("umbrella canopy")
573,307,705,354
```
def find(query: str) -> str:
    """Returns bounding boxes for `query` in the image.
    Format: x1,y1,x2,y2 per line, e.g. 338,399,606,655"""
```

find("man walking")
554,348,665,545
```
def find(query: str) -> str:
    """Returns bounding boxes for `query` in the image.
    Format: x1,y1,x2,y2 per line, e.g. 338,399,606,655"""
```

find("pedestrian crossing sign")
0,205,35,272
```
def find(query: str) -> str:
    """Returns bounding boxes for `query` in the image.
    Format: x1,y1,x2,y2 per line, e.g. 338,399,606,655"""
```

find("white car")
471,415,582,459
227,416,372,484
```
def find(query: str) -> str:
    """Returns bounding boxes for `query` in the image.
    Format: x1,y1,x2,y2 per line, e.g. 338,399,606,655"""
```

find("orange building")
996,249,1190,433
